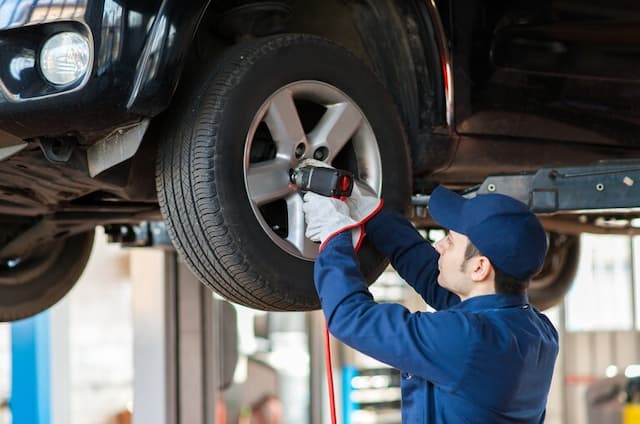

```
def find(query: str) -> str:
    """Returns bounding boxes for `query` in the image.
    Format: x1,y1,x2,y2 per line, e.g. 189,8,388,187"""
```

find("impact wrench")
291,165,355,424
290,165,354,198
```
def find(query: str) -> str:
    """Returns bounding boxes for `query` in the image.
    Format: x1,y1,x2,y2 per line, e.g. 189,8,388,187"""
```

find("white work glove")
298,158,382,223
302,192,364,251
299,158,332,169
347,180,383,224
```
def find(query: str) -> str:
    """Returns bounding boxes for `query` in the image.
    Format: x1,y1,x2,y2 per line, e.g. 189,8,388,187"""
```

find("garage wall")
0,232,637,424
561,330,640,424
0,324,9,424
541,306,563,424
0,229,134,424
552,234,640,424
65,229,133,424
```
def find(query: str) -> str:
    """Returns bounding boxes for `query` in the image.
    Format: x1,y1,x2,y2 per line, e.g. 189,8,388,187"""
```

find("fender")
126,0,212,115
422,0,453,129
350,0,453,176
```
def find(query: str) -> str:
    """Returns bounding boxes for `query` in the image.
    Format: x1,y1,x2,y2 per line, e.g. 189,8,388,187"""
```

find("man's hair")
463,240,529,295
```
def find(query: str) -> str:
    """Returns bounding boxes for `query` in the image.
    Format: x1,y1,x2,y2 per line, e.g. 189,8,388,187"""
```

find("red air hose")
324,322,338,424
322,226,366,424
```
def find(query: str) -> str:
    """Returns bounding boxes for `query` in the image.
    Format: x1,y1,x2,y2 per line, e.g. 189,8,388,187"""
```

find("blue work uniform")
315,211,559,423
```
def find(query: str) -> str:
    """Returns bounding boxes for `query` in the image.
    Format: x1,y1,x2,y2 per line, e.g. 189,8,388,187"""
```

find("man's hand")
299,158,332,169
347,181,383,223
302,192,362,250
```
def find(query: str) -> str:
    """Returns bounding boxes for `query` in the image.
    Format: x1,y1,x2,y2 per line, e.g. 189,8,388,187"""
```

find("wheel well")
182,0,449,176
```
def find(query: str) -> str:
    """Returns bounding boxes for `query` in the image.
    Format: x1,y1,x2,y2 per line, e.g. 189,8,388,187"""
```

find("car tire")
157,34,411,311
528,233,580,310
0,231,94,321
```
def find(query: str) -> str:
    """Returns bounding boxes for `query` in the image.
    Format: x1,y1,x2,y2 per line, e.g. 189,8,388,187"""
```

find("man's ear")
470,256,492,282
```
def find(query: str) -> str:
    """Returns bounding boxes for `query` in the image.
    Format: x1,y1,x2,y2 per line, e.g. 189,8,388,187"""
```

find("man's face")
434,230,474,296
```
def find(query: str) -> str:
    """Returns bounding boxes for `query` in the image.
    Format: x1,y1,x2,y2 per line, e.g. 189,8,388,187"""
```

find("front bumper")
0,0,209,144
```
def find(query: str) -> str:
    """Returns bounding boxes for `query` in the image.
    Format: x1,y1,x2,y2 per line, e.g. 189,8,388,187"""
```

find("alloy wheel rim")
244,80,382,260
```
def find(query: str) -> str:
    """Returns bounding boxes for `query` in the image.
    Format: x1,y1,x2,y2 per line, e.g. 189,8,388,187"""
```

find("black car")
0,0,637,320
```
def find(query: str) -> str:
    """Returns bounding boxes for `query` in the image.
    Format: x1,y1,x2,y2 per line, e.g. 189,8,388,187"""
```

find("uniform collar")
454,293,529,312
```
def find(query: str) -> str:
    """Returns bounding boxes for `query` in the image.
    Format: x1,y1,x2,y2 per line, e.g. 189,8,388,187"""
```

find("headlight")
39,32,91,86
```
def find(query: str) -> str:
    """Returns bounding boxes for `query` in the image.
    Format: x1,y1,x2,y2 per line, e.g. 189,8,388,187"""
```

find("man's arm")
364,210,459,310
315,233,468,387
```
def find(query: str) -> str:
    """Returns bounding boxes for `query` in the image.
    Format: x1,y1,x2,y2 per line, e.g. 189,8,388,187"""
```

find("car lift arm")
476,161,640,213
412,161,640,235
109,161,640,247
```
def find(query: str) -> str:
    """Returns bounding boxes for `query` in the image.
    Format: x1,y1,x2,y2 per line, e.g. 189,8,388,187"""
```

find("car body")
0,0,638,320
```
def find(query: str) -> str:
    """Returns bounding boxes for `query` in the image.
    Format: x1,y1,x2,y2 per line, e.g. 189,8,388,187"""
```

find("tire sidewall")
528,234,580,310
0,231,94,321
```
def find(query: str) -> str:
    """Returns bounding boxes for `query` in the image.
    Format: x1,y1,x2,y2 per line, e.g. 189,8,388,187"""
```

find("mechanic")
302,180,559,423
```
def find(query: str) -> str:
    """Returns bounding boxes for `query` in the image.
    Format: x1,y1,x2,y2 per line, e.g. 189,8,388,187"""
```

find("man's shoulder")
533,308,560,343
447,305,559,347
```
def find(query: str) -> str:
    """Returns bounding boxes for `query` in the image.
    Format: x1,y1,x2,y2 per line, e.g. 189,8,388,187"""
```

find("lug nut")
314,147,329,160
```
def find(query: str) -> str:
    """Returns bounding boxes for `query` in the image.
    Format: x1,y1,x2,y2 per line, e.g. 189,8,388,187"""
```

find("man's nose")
434,239,445,255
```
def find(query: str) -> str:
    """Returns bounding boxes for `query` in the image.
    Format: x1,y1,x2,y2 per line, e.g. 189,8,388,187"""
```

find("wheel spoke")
264,89,306,154
286,194,319,258
308,102,362,161
247,159,294,206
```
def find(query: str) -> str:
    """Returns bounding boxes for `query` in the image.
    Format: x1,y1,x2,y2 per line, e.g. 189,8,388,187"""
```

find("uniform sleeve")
315,233,470,389
364,210,459,310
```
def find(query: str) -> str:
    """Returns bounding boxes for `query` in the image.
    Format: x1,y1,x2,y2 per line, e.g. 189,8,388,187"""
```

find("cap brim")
428,186,467,233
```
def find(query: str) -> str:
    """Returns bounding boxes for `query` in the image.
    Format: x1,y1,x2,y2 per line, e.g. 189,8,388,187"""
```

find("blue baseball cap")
428,186,548,281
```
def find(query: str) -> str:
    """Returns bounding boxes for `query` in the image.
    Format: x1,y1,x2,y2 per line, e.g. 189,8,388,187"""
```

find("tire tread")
157,34,408,310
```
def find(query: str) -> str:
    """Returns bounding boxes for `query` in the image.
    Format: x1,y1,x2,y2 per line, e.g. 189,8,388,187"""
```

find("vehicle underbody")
0,0,639,319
